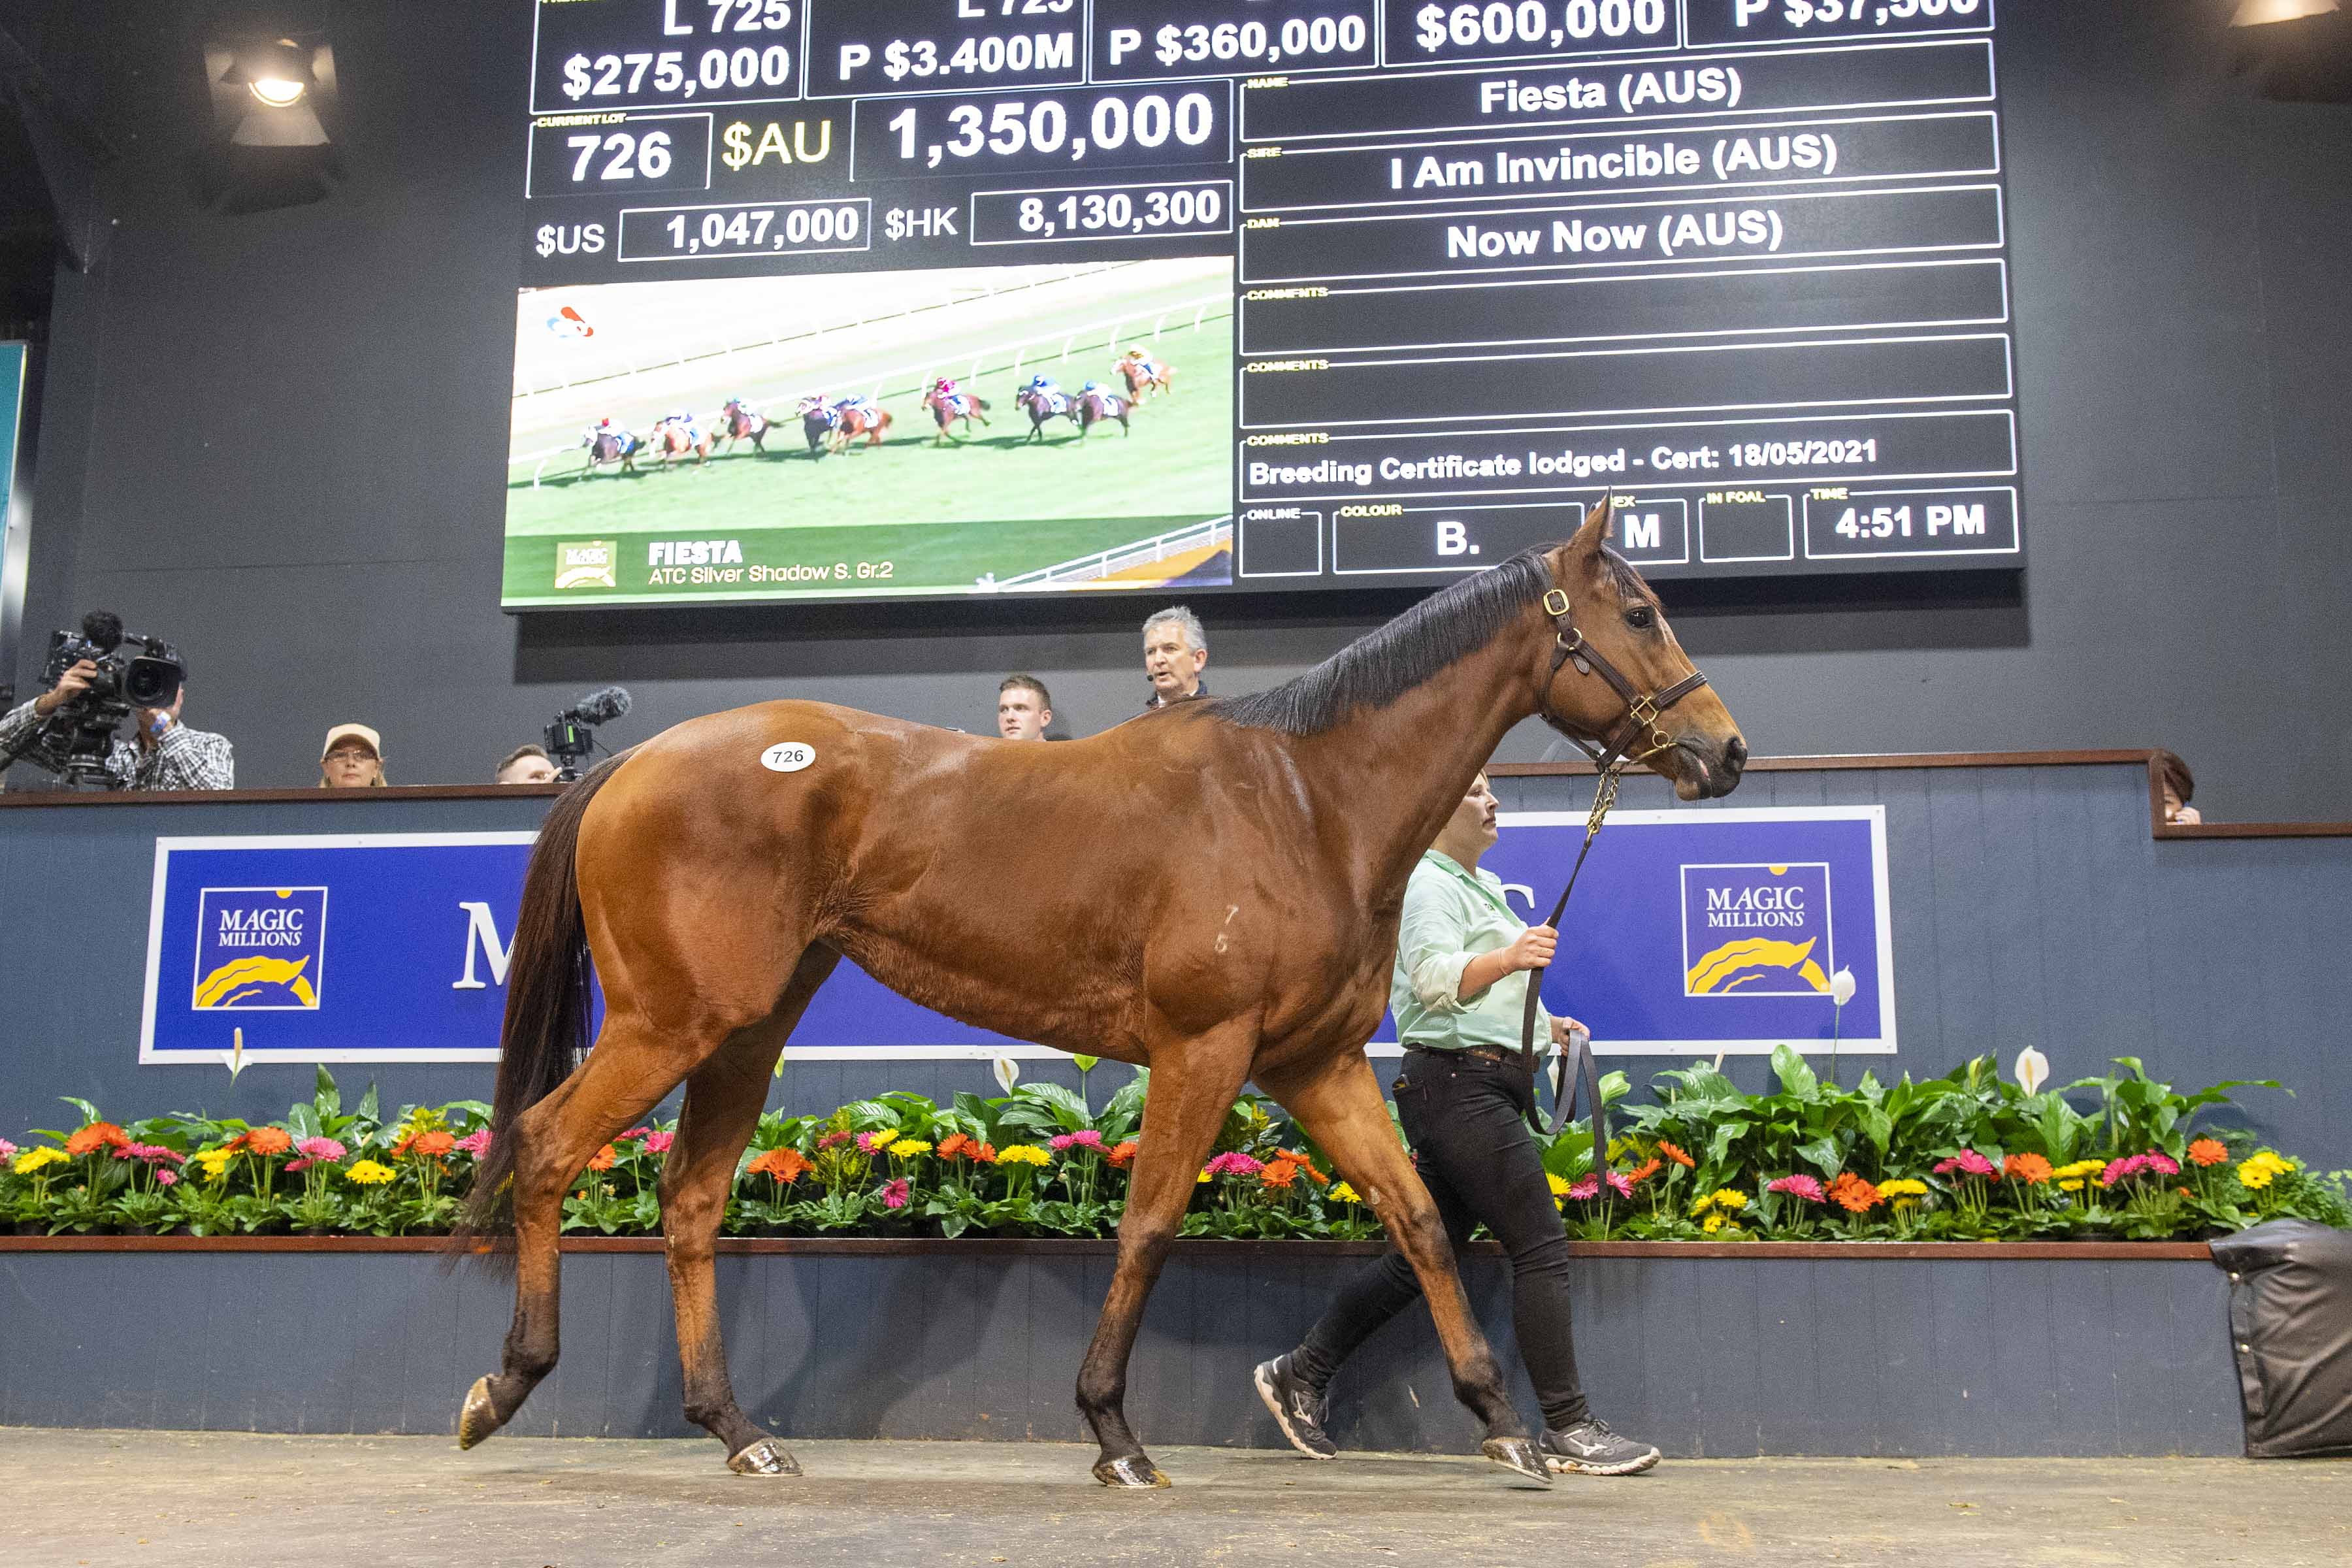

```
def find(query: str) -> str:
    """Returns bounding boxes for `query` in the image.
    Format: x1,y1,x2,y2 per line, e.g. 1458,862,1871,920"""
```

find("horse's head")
1535,495,1746,801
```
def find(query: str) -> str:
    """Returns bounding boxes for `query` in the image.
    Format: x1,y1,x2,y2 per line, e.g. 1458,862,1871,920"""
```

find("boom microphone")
570,685,632,725
79,610,123,654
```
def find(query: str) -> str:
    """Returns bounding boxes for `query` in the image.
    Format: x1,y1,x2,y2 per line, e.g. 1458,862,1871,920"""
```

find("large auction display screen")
504,0,2019,608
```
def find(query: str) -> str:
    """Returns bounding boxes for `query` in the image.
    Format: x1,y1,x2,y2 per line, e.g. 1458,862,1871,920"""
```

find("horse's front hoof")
1481,1436,1553,1487
457,1375,500,1450
1092,1454,1171,1489
728,1439,800,1477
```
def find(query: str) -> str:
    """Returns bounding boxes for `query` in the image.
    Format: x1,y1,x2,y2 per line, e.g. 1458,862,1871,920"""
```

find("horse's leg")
659,945,840,1475
459,1014,694,1447
1075,1026,1255,1487
1256,1051,1547,1482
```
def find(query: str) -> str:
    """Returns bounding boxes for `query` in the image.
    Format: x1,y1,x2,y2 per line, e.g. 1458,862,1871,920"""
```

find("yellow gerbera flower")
1546,1173,1571,1198
996,1144,1051,1166
1330,1182,1360,1205
1878,1178,1929,1198
344,1158,396,1185
888,1139,933,1159
12,1147,67,1175
1706,1188,1750,1211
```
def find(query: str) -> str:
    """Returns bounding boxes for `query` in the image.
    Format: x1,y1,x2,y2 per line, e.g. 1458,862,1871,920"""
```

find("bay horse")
578,428,636,478
455,497,1745,1488
1076,385,1131,438
717,400,770,455
647,420,710,468
924,383,991,444
1117,353,1173,400
797,396,837,457
827,400,890,455
1017,384,1078,442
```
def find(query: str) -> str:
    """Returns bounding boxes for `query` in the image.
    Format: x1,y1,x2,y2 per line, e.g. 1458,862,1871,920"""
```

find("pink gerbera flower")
0,1139,14,1164
1565,1175,1601,1200
2102,1154,2149,1186
621,1127,650,1141
1768,1174,1827,1203
1204,1151,1264,1178
156,1169,179,1187
453,1130,491,1157
1933,1149,1997,1179
881,1177,910,1210
2145,1152,2180,1177
298,1137,346,1162
284,1157,314,1173
641,1130,675,1156
1050,1130,1105,1153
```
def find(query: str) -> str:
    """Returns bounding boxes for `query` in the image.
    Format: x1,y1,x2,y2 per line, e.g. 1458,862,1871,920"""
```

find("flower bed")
3,1051,2343,1242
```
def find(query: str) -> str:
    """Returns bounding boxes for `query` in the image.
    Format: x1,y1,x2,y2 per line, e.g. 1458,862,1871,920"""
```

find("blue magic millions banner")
140,809,1892,1065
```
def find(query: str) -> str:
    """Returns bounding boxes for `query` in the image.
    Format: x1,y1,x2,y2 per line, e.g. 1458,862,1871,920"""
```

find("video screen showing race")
501,258,1234,607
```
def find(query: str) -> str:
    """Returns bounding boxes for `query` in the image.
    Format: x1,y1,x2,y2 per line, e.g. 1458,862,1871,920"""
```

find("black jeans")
1291,1047,1590,1430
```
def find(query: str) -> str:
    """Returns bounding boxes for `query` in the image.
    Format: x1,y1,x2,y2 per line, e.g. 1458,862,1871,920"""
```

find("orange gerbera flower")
585,1143,618,1173
64,1122,129,1157
242,1126,293,1157
1107,1140,1139,1168
974,1142,998,1164
2187,1137,2229,1168
1282,1149,1330,1184
1626,1157,1663,1186
1657,1140,1695,1169
1260,1158,1299,1190
747,1147,809,1184
395,1129,458,1160
2002,1152,2053,1185
936,1133,973,1160
1827,1171,1881,1213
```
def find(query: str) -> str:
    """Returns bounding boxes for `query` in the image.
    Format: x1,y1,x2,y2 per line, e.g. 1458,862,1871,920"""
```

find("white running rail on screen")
977,517,1233,593
515,294,1228,473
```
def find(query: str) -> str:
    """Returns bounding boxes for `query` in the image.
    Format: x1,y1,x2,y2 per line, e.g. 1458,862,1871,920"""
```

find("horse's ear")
1569,491,1616,556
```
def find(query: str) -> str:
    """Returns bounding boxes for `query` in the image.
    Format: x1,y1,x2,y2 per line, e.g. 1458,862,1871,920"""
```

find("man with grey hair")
1141,605,1209,710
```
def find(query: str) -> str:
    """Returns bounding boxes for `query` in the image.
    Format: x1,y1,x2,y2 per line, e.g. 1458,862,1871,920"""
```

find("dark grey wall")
6,0,2351,817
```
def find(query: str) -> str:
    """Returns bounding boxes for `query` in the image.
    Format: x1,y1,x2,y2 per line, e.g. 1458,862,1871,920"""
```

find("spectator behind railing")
319,725,387,788
1142,605,1209,711
496,744,559,784
2156,749,2201,825
996,675,1054,741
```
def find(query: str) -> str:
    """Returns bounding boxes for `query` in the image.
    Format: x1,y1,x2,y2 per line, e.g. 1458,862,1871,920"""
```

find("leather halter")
1535,585,1711,772
1516,578,1713,1141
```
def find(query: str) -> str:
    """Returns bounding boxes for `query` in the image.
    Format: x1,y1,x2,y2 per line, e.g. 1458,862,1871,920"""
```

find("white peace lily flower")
2014,1045,2050,1098
1829,967,1857,1006
992,1056,1021,1095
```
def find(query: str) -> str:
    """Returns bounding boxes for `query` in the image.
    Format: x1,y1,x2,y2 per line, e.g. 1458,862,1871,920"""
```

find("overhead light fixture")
2233,0,2338,25
197,25,341,212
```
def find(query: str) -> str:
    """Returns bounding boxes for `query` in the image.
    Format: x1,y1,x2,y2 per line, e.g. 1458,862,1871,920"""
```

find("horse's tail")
454,751,629,1242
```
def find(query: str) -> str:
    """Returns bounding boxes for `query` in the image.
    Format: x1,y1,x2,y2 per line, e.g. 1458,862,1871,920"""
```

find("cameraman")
0,658,235,791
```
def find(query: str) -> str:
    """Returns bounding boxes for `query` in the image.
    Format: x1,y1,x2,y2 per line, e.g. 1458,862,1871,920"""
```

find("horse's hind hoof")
728,1439,800,1477
457,1375,500,1450
1093,1455,1171,1489
1481,1437,1553,1487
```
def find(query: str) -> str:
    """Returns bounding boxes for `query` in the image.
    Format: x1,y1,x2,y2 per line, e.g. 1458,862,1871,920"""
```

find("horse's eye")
1626,606,1656,630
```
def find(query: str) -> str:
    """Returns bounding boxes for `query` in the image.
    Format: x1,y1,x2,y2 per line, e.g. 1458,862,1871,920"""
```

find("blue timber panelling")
0,1249,2241,1457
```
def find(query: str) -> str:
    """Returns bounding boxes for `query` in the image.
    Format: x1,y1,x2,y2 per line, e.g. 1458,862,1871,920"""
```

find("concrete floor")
5,1429,2346,1568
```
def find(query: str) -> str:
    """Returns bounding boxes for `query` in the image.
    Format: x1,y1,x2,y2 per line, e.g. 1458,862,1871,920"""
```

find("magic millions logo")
1680,863,1831,998
554,539,618,591
191,887,327,1010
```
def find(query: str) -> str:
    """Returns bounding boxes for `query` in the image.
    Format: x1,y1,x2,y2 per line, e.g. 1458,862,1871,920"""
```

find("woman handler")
1254,772,1661,1477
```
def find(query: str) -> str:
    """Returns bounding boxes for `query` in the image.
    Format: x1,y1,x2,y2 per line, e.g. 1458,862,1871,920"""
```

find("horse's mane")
1205,547,1556,737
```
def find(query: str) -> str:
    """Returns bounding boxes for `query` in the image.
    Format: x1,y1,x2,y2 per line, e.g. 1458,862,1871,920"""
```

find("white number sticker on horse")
760,742,817,774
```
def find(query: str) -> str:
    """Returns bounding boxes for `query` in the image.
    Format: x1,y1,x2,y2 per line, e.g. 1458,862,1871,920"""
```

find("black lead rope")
1517,764,1623,1145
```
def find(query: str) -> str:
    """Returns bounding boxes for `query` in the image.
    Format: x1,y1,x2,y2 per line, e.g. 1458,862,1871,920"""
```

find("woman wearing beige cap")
319,724,387,787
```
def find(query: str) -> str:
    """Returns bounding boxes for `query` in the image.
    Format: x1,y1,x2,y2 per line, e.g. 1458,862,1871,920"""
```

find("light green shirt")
1391,849,1554,1054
